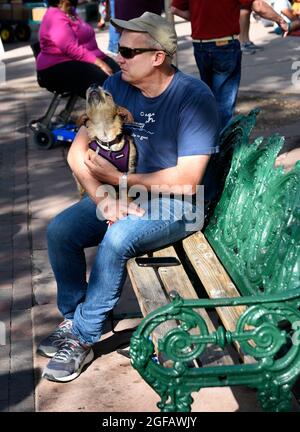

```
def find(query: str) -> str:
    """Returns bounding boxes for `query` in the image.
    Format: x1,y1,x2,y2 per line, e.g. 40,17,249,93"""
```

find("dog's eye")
104,91,112,98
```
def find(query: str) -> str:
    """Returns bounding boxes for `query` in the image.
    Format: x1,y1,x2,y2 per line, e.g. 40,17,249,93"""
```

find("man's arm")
170,6,191,21
171,0,190,20
251,0,288,28
67,126,103,204
84,153,211,195
127,155,210,194
68,127,145,221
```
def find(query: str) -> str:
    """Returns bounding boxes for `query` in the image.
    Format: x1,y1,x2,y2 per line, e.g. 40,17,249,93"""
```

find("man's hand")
170,6,191,21
251,0,290,35
84,150,120,185
278,18,289,36
282,19,300,36
94,58,113,76
97,195,145,222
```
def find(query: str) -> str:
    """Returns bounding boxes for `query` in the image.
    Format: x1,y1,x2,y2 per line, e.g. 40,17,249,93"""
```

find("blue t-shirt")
103,68,219,175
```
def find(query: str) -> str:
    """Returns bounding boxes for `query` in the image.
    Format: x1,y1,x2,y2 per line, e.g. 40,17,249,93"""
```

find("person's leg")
37,196,108,359
38,60,118,99
68,58,119,96
210,40,242,131
42,197,201,381
47,196,108,319
102,55,120,74
71,197,201,345
97,0,106,28
108,0,120,53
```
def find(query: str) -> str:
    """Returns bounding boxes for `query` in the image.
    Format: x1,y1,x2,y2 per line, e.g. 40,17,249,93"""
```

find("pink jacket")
37,7,106,70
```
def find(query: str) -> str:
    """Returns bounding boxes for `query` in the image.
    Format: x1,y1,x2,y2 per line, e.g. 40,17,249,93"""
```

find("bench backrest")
205,116,300,297
204,109,260,225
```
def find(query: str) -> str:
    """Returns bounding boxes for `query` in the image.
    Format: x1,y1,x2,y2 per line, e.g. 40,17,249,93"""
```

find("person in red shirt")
171,0,287,130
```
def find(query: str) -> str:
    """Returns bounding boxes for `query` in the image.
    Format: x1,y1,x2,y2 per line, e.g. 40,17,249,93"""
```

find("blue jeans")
47,196,200,345
108,0,120,53
193,40,242,131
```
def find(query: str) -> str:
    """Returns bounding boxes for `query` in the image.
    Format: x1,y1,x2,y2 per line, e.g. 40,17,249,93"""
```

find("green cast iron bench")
126,110,300,412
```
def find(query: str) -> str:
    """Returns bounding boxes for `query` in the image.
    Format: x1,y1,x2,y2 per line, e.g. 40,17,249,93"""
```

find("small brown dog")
75,84,137,198
85,84,136,173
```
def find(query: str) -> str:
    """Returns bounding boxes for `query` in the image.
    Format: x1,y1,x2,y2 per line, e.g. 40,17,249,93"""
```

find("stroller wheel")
34,130,54,149
0,24,14,43
15,23,31,42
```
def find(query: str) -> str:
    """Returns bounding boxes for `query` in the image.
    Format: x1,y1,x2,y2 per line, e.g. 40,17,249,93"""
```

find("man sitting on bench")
37,12,220,383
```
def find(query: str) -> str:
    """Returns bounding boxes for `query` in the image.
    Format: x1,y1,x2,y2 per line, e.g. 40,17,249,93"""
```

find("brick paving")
0,92,34,411
0,46,79,410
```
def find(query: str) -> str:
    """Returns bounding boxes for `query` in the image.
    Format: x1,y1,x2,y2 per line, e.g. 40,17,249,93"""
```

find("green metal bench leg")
157,388,194,412
258,382,294,412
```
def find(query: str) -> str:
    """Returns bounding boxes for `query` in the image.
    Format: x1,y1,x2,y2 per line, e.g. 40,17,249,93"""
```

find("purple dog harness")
89,134,131,173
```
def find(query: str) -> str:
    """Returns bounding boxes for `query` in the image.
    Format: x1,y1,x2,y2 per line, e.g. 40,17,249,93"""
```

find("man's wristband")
119,172,128,190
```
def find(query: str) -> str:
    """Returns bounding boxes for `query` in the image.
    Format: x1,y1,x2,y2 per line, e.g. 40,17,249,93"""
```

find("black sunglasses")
118,44,165,59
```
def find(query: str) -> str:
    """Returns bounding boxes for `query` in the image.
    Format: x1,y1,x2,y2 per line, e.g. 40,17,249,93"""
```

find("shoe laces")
54,337,83,362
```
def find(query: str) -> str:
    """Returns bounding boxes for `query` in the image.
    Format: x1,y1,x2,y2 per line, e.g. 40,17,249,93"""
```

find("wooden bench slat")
127,256,167,316
183,231,253,363
127,257,177,347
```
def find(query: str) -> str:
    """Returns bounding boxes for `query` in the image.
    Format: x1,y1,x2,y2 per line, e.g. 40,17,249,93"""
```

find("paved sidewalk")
0,17,299,413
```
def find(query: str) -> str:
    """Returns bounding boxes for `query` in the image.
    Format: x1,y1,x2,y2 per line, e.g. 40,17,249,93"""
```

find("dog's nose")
87,85,104,105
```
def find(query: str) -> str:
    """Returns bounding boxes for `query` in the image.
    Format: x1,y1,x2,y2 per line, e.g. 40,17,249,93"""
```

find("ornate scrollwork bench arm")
130,291,300,412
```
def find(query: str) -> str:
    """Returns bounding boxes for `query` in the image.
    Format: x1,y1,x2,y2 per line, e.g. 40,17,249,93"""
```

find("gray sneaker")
241,41,264,55
37,319,73,358
241,42,256,54
246,41,264,51
42,335,94,382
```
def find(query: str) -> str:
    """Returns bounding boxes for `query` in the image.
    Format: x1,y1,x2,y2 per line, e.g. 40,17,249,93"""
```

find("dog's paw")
76,114,89,127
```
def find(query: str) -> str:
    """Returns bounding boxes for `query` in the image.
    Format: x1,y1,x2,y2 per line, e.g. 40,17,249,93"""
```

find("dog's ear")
117,106,134,123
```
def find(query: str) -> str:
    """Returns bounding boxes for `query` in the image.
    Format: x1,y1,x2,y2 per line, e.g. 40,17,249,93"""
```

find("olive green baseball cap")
111,12,177,57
